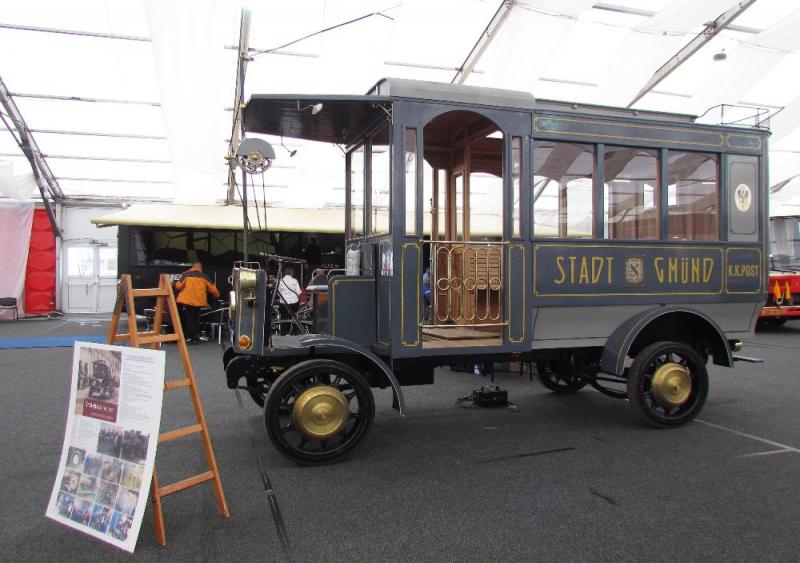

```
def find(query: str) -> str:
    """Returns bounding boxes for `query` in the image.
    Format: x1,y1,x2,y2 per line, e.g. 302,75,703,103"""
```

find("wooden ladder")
107,274,230,545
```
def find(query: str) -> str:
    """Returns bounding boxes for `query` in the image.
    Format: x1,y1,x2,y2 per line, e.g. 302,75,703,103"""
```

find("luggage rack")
696,103,773,129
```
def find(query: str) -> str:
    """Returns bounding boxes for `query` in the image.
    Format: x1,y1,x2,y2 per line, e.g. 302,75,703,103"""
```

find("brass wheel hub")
650,362,692,407
292,385,349,439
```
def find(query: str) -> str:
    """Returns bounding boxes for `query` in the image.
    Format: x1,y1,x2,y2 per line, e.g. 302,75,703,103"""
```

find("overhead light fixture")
236,138,275,174
297,101,324,114
713,49,727,61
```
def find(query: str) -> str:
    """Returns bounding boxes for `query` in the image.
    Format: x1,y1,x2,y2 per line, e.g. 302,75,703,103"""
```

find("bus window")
455,174,464,241
604,146,659,240
370,126,390,236
667,151,719,240
349,146,365,239
404,128,417,235
422,163,445,239
532,141,594,238
512,136,522,238
770,216,800,268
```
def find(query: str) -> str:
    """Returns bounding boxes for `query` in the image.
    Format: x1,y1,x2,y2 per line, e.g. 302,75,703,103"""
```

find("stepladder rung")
159,424,203,443
111,330,160,343
131,288,171,298
158,471,215,498
164,378,192,390
138,333,180,345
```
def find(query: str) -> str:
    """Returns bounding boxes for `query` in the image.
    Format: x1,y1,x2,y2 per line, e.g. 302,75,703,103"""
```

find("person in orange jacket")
175,262,220,342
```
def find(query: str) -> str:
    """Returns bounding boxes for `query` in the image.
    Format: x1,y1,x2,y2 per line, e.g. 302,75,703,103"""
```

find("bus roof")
244,78,754,144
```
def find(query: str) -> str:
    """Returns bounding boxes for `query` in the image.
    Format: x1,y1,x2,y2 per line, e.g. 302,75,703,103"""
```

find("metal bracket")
373,102,392,122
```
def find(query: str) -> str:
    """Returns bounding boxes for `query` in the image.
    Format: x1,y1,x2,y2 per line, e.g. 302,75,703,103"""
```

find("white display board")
46,342,165,553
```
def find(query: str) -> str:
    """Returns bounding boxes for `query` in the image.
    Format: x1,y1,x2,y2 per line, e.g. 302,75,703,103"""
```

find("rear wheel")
264,359,374,465
536,359,587,393
626,341,708,427
247,369,279,408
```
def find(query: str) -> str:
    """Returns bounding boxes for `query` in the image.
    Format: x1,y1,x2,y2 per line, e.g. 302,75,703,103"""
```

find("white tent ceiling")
2,0,800,215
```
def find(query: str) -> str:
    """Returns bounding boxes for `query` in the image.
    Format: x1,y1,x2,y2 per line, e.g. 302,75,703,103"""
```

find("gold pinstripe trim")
508,243,525,343
534,116,725,147
400,243,419,347
532,244,725,296
331,278,373,336
724,247,763,295
725,133,762,150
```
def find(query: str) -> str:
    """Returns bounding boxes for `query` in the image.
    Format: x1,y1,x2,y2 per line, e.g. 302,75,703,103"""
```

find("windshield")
770,216,800,270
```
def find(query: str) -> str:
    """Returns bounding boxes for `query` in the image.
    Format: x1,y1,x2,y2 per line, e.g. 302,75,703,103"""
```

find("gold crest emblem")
625,256,644,285
735,183,752,212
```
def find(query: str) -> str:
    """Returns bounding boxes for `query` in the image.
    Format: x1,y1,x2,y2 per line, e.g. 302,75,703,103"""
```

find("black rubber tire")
626,341,708,428
536,359,587,393
264,359,374,465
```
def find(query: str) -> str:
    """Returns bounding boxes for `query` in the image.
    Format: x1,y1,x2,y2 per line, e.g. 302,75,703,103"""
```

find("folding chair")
0,297,19,321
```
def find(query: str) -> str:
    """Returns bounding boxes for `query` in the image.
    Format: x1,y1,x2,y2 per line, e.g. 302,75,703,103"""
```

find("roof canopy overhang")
243,96,390,145
92,203,344,233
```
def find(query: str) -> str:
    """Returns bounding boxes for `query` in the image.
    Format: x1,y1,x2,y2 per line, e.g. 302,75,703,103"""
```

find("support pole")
452,0,515,85
241,166,249,261
227,9,251,205
627,0,756,108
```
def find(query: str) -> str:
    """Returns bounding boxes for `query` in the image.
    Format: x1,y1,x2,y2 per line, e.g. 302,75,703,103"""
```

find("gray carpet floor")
1,316,799,561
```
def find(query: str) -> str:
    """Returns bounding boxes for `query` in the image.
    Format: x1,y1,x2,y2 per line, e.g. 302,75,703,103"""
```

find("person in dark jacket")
175,262,220,342
304,236,322,271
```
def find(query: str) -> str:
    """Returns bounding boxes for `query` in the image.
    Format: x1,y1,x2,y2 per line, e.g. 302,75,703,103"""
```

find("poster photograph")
46,341,165,553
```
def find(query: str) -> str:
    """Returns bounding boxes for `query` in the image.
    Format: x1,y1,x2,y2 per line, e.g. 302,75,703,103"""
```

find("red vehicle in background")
760,215,800,326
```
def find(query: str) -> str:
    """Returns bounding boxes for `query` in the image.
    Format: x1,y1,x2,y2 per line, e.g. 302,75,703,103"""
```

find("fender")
600,306,733,376
297,334,406,416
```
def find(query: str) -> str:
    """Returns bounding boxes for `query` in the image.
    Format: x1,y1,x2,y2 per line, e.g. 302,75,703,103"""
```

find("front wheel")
626,341,708,427
264,359,375,465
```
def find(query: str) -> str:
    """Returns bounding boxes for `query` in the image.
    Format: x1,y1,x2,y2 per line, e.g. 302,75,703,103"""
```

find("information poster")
46,342,166,553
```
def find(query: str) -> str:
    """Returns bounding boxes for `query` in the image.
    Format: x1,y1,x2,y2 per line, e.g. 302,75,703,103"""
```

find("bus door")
420,110,509,349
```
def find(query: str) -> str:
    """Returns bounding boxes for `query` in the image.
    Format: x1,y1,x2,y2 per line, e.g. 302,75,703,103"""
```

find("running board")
732,355,764,363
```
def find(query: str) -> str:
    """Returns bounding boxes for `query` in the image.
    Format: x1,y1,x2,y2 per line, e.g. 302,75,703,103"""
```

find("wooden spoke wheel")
536,359,587,393
626,341,708,427
264,359,375,465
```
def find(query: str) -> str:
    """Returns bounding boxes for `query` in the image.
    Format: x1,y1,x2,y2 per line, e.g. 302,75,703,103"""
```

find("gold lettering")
727,264,760,277
692,258,700,282
553,255,616,286
591,257,604,284
654,257,664,283
579,258,589,284
554,256,566,285
668,258,678,283
703,258,714,283
681,257,688,284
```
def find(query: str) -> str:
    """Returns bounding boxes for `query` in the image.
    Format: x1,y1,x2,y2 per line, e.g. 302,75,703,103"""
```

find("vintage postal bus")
224,78,767,465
